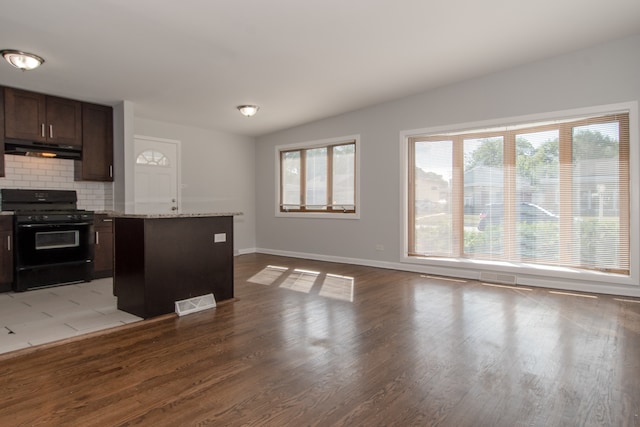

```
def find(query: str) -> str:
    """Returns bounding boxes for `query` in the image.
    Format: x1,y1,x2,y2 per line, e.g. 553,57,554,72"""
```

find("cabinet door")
0,218,13,290
76,103,113,181
4,87,46,142
94,215,114,278
46,96,82,146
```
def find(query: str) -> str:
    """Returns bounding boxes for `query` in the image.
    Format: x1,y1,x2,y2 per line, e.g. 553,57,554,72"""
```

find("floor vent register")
175,293,217,316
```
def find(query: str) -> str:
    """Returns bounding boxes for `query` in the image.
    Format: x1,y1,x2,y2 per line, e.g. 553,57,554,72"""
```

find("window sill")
275,211,360,220
401,254,635,287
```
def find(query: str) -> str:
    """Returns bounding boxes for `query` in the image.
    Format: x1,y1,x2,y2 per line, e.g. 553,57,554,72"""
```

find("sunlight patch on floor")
479,282,532,291
280,269,319,293
248,265,355,302
319,274,354,302
614,298,640,304
247,265,289,285
549,290,598,299
421,275,468,283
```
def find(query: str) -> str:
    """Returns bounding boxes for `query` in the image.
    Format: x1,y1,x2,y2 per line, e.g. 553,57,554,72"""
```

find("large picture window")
407,111,630,275
277,136,359,217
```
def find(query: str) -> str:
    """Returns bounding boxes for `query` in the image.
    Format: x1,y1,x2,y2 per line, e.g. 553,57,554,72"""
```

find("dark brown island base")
113,214,239,319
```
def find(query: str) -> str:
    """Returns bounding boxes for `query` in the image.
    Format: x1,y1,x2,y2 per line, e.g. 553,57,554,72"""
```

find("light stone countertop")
1,210,242,218
108,212,243,219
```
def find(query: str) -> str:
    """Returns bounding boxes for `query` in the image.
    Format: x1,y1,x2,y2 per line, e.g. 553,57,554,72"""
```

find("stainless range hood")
4,140,82,160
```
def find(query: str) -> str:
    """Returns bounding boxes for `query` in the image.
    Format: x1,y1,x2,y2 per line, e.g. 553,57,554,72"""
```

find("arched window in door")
136,150,170,166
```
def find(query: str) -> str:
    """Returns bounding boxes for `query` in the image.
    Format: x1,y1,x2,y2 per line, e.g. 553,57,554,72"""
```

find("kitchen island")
113,213,240,319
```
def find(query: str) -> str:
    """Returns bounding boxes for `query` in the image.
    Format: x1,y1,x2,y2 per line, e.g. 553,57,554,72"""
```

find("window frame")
275,135,360,219
400,102,639,288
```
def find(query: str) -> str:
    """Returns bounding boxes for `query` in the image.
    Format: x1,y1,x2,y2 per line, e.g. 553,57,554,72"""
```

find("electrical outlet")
214,233,226,243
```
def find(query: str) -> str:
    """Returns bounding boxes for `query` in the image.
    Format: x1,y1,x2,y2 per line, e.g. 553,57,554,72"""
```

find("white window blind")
279,140,357,214
408,112,630,274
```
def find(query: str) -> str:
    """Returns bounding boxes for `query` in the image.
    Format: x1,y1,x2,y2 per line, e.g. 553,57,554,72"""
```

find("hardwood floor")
1,253,639,426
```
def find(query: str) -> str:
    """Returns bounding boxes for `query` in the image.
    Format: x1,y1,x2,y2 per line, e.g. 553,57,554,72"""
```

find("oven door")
16,222,93,266
14,221,94,291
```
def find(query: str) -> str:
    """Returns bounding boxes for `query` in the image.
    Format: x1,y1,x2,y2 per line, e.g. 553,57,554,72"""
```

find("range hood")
4,140,81,160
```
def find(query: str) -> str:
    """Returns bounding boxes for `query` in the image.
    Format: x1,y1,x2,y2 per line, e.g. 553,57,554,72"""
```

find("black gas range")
0,189,95,291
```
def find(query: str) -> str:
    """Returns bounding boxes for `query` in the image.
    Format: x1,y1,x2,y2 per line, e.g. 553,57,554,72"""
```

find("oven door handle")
17,222,92,228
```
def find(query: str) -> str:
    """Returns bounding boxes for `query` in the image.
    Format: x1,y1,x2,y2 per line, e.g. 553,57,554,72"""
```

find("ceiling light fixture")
237,105,259,117
1,49,45,70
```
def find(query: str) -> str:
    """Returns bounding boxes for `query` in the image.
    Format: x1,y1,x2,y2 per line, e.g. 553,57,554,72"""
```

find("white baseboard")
255,247,399,270
235,247,257,256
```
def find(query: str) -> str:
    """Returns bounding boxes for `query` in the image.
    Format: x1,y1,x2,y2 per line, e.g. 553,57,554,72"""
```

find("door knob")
171,206,178,211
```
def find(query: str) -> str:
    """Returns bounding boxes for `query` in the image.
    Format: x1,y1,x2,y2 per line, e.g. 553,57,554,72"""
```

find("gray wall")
134,117,256,253
255,34,640,294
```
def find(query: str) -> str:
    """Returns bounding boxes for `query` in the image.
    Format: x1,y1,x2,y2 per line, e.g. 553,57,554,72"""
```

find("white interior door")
134,136,180,214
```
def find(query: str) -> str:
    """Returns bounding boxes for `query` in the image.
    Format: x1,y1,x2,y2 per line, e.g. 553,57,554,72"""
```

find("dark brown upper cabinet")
4,87,82,147
75,103,113,181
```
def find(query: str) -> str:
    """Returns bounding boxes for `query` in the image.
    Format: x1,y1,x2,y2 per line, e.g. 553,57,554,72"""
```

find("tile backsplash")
1,155,113,211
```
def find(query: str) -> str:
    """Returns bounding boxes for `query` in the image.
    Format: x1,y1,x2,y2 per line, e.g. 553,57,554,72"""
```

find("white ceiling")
1,0,639,137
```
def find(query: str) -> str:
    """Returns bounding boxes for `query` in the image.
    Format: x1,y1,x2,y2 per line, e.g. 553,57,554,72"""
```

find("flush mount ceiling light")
1,49,45,70
237,105,259,117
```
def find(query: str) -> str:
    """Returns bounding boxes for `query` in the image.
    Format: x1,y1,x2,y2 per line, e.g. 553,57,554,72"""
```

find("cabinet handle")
41,123,45,137
95,231,99,245
102,219,113,223
7,235,10,251
109,165,113,178
49,124,54,139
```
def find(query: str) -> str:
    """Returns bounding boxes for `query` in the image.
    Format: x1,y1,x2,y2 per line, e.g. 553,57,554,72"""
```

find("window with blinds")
408,112,630,274
278,137,358,215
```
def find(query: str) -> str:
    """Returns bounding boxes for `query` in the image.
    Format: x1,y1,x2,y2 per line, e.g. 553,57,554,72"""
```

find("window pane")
282,151,300,209
306,147,327,209
514,131,559,262
572,121,622,270
332,144,355,208
136,150,169,166
414,140,453,256
279,138,357,214
408,113,629,275
463,137,504,258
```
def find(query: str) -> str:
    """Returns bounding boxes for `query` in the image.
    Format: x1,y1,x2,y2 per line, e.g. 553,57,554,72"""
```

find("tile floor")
0,279,142,355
